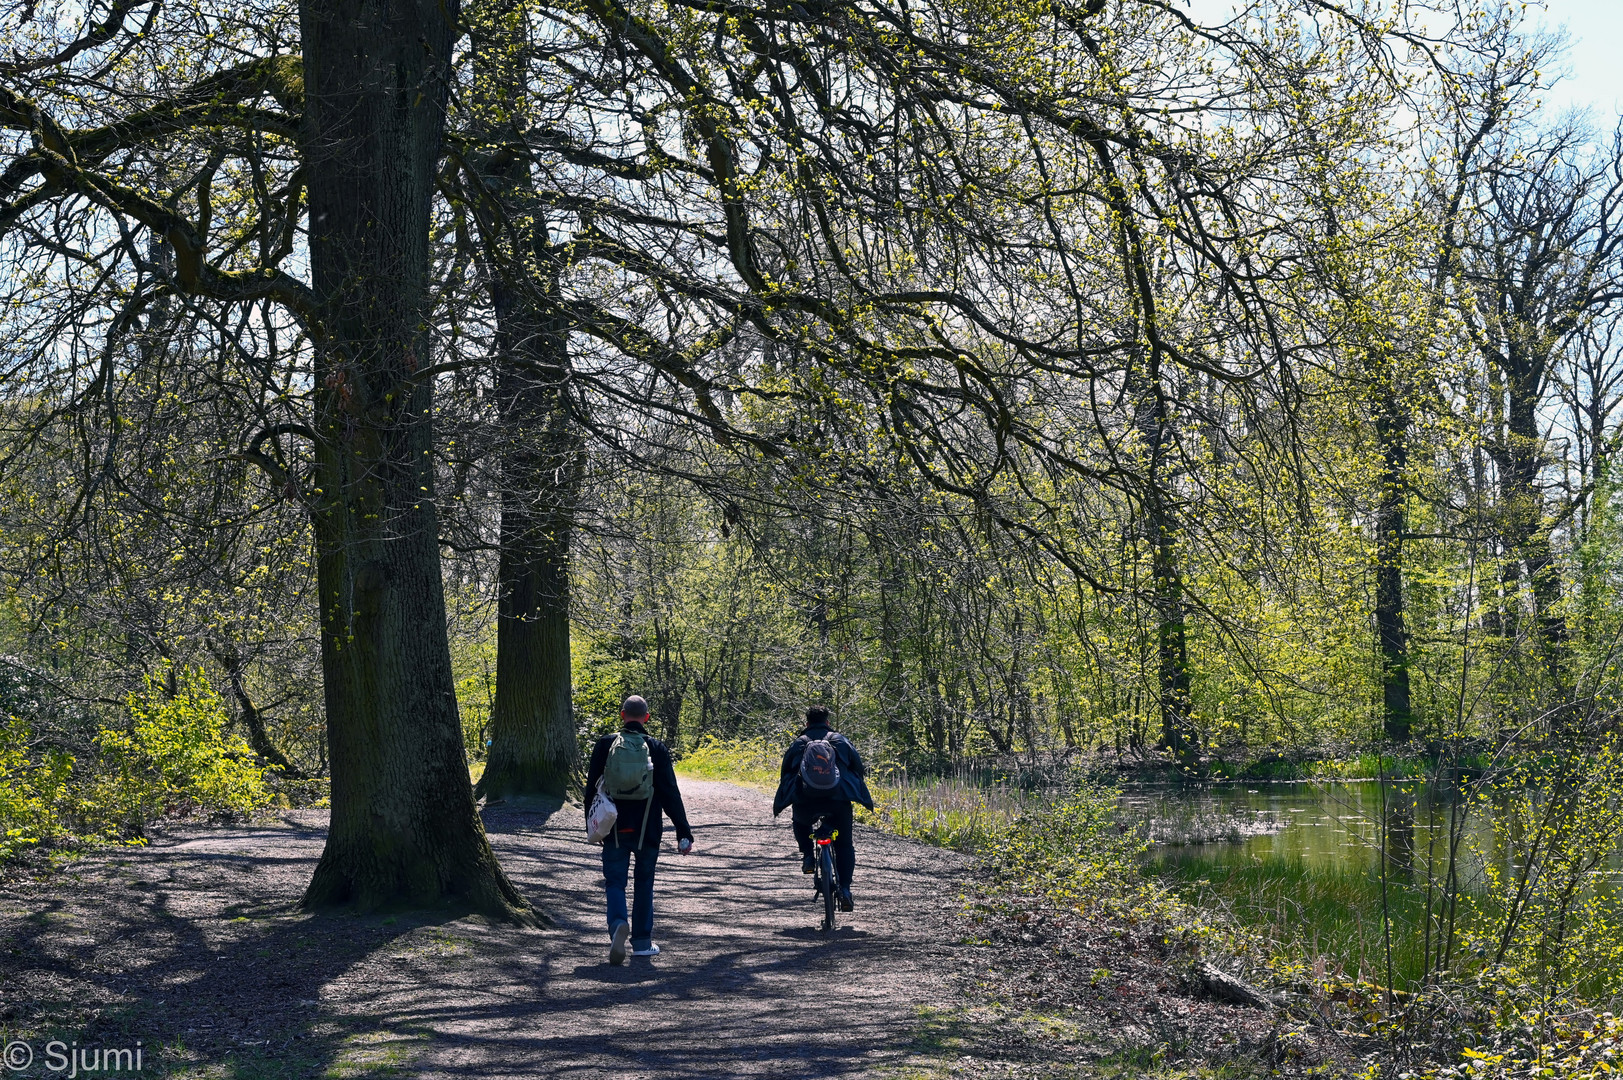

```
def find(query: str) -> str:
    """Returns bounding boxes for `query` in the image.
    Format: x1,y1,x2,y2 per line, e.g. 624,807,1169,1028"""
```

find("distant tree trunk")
298,0,532,919
1133,355,1198,767
1150,484,1196,764
651,616,689,746
478,363,580,800
1373,369,1413,744
1505,358,1568,688
207,639,296,776
467,0,582,802
654,687,683,748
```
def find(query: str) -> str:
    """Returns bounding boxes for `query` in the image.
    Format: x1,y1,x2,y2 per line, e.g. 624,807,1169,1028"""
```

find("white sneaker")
631,943,660,957
609,922,630,965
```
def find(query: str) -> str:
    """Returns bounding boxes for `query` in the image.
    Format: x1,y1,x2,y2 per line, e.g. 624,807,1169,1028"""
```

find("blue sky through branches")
1175,1,1621,122
1538,0,1623,118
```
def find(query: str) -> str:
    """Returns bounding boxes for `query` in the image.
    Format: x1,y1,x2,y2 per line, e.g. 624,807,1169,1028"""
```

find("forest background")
4,0,1623,1066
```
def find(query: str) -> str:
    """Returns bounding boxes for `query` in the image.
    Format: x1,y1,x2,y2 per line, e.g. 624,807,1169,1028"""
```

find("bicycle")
809,815,839,932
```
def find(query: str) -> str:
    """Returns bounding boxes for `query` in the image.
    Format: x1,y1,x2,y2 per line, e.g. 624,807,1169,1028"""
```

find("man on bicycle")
772,706,873,912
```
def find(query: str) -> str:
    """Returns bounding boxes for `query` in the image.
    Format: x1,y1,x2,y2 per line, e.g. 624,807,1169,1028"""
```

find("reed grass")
859,774,1042,852
674,736,1048,849
1157,852,1433,984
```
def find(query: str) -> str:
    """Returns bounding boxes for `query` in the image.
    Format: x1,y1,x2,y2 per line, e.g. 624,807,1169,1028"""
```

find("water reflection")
1122,781,1495,983
1120,779,1623,984
1125,780,1495,880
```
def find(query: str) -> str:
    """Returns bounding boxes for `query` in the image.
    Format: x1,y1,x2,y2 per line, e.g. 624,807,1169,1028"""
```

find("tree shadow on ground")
0,818,522,1078
2,789,977,1079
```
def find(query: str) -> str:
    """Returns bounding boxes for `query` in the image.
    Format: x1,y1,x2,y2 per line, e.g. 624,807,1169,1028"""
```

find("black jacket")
585,724,694,849
772,723,876,815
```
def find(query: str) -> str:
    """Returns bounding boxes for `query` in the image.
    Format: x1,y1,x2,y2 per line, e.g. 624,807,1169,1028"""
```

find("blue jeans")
602,843,659,949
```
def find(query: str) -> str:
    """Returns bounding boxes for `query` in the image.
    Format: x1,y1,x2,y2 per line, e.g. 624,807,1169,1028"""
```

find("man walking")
584,695,694,964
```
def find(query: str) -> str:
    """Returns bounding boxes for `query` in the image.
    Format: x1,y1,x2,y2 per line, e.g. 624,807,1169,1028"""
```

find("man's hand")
678,838,694,855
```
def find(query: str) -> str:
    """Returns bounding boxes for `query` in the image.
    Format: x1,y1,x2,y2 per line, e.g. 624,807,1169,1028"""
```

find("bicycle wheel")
820,846,836,931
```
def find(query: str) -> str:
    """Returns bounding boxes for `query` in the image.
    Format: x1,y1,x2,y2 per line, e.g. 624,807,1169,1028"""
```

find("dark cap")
621,695,649,719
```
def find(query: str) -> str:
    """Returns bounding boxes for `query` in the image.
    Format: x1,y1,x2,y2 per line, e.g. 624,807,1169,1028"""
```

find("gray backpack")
798,736,842,791
603,731,655,801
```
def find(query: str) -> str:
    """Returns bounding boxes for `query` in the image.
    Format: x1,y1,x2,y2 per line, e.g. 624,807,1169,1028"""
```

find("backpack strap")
635,790,654,850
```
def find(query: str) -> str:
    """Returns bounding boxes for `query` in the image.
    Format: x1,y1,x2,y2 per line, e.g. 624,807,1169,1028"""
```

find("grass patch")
322,1030,422,1078
674,735,781,790
673,737,1048,851
1155,853,1432,985
882,1004,1096,1080
159,1045,329,1080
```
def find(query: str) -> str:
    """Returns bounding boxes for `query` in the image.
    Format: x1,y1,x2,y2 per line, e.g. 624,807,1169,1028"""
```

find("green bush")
0,715,74,859
1461,741,1623,1003
97,666,274,834
982,780,1150,903
1417,1012,1623,1080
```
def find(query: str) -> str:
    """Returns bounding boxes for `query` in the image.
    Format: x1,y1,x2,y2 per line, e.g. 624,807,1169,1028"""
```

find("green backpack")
603,731,655,801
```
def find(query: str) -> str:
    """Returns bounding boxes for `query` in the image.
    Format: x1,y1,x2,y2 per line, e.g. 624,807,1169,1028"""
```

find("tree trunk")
1373,364,1413,743
1150,484,1196,765
298,0,533,919
478,360,580,800
465,0,583,802
1505,371,1568,688
207,639,296,776
1133,356,1198,768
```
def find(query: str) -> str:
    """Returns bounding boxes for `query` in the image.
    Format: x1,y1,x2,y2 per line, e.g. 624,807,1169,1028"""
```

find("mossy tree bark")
466,0,582,802
478,376,580,801
297,0,533,919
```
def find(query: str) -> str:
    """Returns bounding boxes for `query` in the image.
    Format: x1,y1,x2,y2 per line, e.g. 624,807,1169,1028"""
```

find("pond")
1121,780,1623,986
883,765,1623,988
1126,780,1485,867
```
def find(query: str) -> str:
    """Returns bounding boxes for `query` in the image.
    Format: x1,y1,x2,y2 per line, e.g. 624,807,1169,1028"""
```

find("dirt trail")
0,779,982,1079
435,779,973,1077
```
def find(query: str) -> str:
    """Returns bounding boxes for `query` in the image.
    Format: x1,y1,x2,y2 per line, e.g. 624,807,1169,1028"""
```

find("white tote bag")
586,781,618,843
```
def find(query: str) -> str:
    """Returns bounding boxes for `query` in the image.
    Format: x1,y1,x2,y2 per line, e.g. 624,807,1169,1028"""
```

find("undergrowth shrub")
96,666,274,835
0,715,74,859
1414,1012,1623,1080
1462,741,1623,1004
981,780,1150,902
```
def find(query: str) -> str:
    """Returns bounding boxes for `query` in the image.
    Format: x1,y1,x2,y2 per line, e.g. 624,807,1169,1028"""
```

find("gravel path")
433,779,974,1077
0,778,980,1079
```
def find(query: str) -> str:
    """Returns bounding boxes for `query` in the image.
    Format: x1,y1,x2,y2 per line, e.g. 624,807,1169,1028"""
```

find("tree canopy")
4,0,1623,915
